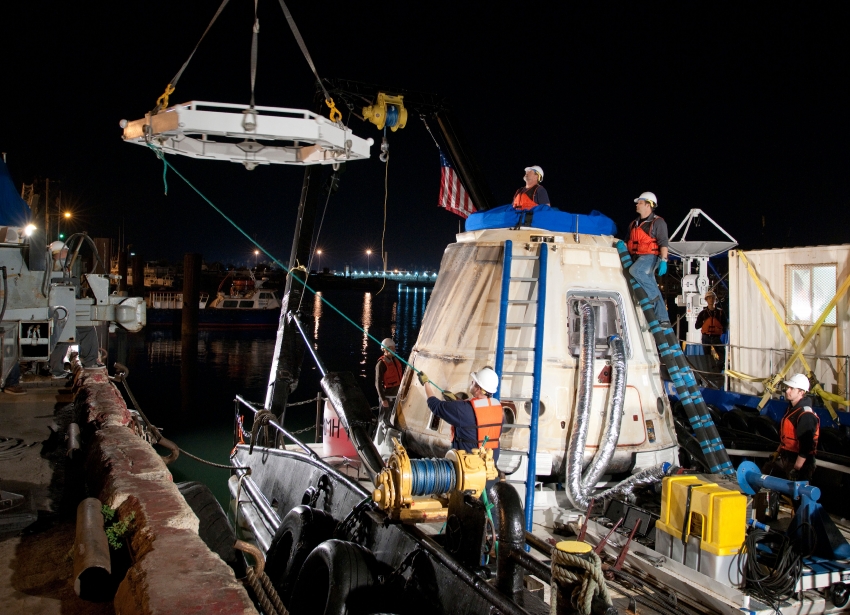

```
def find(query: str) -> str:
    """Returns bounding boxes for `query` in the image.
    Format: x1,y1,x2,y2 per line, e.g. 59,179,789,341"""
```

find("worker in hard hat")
418,367,504,462
625,191,671,323
49,240,69,272
375,338,403,410
695,290,726,370
764,373,819,482
512,166,550,228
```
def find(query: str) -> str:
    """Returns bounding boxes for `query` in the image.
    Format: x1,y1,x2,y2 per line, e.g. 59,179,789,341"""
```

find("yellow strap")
325,98,342,123
737,250,842,419
156,84,176,111
816,386,850,407
725,369,768,383
763,272,850,409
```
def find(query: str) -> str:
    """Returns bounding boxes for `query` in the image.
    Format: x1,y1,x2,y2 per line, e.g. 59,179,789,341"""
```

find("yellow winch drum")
654,475,748,587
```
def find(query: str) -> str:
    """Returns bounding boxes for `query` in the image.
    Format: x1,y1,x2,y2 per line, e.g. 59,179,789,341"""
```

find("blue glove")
656,260,668,276
615,240,627,254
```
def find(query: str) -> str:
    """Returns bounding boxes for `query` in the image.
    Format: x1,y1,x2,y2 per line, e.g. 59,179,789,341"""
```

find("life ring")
264,505,337,604
288,539,378,615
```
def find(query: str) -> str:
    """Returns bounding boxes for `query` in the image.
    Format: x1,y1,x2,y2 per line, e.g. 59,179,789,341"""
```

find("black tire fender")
288,539,377,615
265,505,337,603
176,481,246,578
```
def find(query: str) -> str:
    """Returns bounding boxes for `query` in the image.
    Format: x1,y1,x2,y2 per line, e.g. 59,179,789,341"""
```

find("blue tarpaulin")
0,159,30,227
465,204,618,236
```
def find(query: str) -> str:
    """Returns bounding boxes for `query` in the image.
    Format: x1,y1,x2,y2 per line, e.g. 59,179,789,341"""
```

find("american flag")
438,151,476,219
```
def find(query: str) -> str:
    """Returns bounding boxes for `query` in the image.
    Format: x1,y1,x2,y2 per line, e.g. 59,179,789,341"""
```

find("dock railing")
681,340,849,409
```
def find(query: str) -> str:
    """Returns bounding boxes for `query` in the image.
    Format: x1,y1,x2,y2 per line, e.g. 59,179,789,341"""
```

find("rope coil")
550,547,612,615
409,458,456,496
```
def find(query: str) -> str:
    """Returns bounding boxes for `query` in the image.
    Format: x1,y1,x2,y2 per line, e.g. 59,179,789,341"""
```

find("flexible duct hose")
593,462,672,501
615,243,733,475
581,335,627,492
566,301,595,509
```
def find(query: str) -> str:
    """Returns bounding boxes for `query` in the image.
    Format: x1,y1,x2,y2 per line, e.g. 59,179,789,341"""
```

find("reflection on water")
112,288,429,505
361,292,372,375
396,286,429,356
313,292,322,342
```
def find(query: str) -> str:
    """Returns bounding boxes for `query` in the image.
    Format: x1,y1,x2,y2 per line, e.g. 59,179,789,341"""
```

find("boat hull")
230,445,546,615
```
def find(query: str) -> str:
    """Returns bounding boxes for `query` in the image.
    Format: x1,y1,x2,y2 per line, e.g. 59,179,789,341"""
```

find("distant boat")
146,275,281,328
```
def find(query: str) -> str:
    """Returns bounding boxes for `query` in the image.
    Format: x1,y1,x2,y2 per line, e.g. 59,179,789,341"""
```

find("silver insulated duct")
593,463,670,502
580,335,627,493
566,301,595,509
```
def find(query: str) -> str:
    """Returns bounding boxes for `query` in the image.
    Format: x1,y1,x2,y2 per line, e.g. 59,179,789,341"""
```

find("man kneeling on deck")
419,367,504,464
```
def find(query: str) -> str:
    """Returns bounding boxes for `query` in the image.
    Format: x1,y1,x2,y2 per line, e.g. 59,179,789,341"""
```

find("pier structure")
0,365,257,615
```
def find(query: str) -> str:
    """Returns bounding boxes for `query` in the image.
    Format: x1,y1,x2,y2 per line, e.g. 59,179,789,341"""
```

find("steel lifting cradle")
120,0,374,169
121,102,373,169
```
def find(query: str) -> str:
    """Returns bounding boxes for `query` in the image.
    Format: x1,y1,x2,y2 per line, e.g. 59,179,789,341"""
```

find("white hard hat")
705,290,716,298
381,338,396,349
471,367,499,395
49,241,67,253
524,166,544,181
634,191,658,207
783,373,810,392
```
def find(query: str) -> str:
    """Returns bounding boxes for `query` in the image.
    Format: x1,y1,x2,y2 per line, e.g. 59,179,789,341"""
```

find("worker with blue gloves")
625,191,671,324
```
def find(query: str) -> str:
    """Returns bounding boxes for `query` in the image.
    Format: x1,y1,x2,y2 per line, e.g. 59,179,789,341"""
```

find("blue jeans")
629,254,670,323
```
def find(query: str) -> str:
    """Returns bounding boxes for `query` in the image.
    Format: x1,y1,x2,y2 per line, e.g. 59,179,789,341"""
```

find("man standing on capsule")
512,166,550,227
626,191,671,324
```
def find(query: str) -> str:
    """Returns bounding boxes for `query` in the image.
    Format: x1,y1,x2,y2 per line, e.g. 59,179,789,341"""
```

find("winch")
372,438,497,523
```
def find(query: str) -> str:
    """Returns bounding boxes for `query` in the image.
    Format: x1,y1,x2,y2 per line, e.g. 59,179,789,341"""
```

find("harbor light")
366,249,372,271
24,224,36,236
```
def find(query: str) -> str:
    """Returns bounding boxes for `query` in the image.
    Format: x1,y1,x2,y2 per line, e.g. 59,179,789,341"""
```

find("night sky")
2,2,848,271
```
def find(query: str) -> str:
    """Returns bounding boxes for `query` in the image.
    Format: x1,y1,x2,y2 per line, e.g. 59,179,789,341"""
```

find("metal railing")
333,271,438,282
680,340,849,405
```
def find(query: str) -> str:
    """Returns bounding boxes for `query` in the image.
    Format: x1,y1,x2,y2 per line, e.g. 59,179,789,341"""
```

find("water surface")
110,287,429,503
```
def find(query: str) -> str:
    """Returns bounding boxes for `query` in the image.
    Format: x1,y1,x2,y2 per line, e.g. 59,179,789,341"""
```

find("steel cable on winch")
144,144,448,394
409,458,456,496
616,243,733,475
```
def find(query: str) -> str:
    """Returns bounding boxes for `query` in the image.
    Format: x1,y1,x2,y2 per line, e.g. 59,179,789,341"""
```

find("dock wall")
77,368,257,615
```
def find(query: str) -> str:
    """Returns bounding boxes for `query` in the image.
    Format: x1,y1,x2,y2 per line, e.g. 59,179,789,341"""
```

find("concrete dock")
0,370,256,615
0,378,110,614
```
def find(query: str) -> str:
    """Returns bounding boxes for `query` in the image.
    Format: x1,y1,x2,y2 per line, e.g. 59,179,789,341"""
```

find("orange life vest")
779,404,819,454
627,216,662,256
513,186,540,211
380,355,403,389
451,396,503,450
700,310,724,336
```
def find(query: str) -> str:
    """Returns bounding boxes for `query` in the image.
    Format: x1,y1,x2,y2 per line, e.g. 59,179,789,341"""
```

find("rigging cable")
249,0,259,109
375,136,389,296
298,178,334,314
146,143,446,394
275,0,341,122
153,0,232,112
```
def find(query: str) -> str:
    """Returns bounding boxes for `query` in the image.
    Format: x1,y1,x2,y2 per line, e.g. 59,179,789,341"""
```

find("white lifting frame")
121,101,373,169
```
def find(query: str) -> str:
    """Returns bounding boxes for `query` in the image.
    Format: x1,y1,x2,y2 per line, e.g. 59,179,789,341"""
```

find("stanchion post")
315,395,323,443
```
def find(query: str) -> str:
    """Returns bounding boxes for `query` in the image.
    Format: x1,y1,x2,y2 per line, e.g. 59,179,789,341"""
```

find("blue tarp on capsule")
0,159,30,227
465,204,617,236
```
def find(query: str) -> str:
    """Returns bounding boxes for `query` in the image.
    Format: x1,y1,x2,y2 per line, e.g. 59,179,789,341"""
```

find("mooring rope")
145,144,446,393
550,548,612,615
